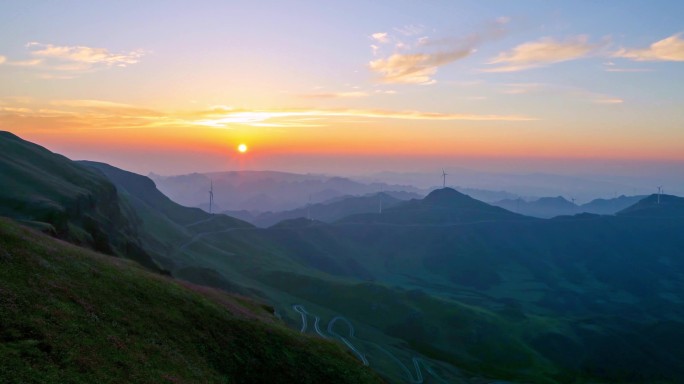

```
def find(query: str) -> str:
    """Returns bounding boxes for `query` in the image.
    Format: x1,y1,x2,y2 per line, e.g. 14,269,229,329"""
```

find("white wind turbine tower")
307,194,312,221
657,186,663,204
209,180,214,214
442,169,448,188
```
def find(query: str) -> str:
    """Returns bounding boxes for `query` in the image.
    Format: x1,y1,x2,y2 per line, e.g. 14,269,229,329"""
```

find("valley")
2,131,684,383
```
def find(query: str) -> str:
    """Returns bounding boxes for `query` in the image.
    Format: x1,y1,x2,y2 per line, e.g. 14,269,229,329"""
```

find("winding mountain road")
327,316,368,366
292,304,451,382
292,305,308,333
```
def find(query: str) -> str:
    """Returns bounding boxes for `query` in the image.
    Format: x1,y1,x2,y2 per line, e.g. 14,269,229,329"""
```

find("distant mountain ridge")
341,187,531,224
493,194,649,218
150,170,425,213
235,192,407,227
617,193,684,217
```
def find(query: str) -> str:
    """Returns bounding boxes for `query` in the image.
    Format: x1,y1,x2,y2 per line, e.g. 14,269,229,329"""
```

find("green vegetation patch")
0,218,381,384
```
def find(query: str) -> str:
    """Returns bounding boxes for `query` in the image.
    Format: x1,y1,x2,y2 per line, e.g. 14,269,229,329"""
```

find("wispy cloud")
297,91,369,99
498,83,623,105
500,83,545,94
6,58,43,67
394,24,425,37
190,108,537,128
49,99,156,112
604,67,652,73
369,18,509,84
0,99,537,131
613,33,684,62
369,50,472,84
370,44,380,56
27,42,145,68
592,97,623,104
0,43,145,79
371,32,390,44
601,61,651,73
483,35,605,72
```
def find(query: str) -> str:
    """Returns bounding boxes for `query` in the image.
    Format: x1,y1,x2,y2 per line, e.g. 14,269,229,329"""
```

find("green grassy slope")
0,131,159,270
77,161,324,298
0,217,381,384
78,161,255,275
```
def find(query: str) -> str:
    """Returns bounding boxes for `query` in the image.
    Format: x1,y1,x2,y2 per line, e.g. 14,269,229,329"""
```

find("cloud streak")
0,43,145,79
27,42,145,68
189,108,537,128
369,50,472,84
498,83,623,105
484,35,604,72
371,32,389,44
613,33,684,62
369,18,509,84
0,99,537,131
297,91,369,99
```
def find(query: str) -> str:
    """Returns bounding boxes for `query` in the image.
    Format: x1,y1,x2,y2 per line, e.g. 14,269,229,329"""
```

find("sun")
237,143,248,153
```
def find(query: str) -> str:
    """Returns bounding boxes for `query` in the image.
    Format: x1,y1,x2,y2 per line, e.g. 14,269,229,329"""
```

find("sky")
1,1,683,186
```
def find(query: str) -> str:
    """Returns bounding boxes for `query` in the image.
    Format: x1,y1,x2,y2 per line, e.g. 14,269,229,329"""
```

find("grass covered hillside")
0,217,381,384
0,131,158,270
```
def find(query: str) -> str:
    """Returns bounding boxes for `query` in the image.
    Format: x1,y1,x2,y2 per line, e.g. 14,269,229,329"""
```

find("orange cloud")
0,99,538,134
614,33,684,62
369,50,472,84
369,18,509,84
484,35,604,72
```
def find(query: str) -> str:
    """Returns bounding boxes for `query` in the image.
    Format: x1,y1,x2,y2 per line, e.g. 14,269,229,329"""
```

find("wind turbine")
307,194,312,220
442,169,448,188
657,185,663,204
209,180,214,214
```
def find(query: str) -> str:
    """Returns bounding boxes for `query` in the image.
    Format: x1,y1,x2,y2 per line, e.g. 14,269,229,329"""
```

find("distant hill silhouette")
617,193,684,217
342,187,530,224
581,194,647,215
493,196,577,218
244,192,405,227
150,170,424,213
494,194,649,218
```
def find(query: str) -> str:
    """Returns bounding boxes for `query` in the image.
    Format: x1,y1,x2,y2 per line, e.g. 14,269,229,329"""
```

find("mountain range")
493,194,649,218
2,130,684,383
150,170,425,213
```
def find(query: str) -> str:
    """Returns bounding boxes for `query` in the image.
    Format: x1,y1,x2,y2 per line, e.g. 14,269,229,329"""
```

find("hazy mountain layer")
238,192,404,227
494,194,649,218
150,171,424,212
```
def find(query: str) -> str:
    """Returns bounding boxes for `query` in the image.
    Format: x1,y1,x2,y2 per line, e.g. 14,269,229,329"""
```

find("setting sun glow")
238,144,248,153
